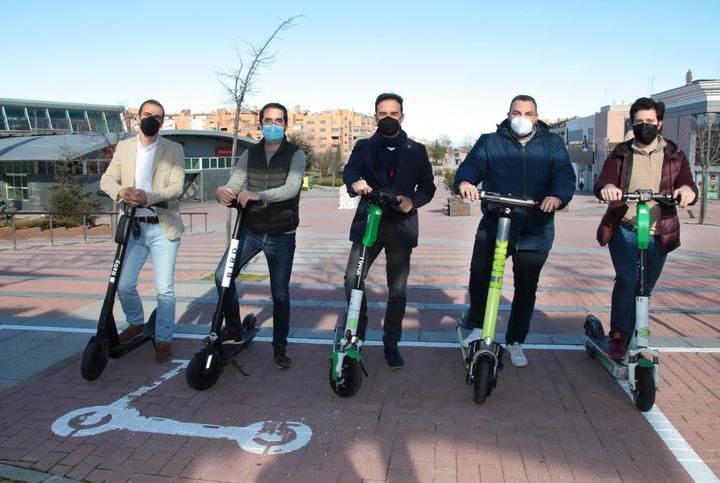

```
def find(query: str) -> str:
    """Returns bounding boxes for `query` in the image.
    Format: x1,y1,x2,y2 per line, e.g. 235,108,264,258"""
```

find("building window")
202,158,210,169
38,161,55,175
4,108,30,131
5,173,28,201
87,111,109,133
319,120,326,124
49,109,71,131
68,110,90,133
105,112,124,132
27,109,51,130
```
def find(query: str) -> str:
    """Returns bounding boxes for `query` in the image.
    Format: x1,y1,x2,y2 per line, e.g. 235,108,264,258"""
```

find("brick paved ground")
1,186,719,482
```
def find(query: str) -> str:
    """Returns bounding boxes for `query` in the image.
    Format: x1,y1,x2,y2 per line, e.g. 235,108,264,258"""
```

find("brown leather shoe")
118,324,145,344
155,341,172,363
607,332,627,360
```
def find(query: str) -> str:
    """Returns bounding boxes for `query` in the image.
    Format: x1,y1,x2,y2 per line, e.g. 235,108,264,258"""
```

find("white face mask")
510,116,534,137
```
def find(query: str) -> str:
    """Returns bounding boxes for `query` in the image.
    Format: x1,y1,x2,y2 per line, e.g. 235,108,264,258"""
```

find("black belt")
135,216,159,224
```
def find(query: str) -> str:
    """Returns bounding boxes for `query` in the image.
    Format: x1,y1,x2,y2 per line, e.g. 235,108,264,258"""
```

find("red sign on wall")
215,147,233,157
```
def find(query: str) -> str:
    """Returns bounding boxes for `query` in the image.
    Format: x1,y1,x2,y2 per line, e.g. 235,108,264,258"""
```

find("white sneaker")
461,328,482,348
506,342,528,367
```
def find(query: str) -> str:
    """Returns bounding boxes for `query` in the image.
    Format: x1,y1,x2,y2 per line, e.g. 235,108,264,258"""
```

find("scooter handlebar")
623,190,677,207
364,190,399,206
479,191,538,209
226,199,260,210
363,190,409,215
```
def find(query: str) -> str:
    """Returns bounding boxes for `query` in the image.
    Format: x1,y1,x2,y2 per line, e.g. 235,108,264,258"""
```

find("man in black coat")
343,92,436,369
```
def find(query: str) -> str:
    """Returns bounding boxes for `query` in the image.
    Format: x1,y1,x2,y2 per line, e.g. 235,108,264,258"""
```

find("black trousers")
466,225,549,345
344,222,411,347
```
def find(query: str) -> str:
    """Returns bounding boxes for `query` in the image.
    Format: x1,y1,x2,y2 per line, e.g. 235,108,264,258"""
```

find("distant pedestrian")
579,181,585,192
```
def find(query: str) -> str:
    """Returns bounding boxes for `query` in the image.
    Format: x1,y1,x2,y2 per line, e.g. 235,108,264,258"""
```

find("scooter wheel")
329,357,362,398
584,315,605,340
633,366,656,412
80,336,109,381
473,357,493,404
242,313,257,331
186,351,222,391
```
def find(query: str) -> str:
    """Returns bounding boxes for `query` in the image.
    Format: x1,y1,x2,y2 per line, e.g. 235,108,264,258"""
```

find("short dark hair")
509,94,537,112
630,97,665,122
138,99,165,118
259,102,288,125
375,93,404,113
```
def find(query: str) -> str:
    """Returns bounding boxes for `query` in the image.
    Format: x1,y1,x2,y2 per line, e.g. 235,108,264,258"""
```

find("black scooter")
80,194,167,381
185,201,258,390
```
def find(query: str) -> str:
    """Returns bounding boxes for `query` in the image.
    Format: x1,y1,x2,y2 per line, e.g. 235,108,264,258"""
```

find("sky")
2,0,719,144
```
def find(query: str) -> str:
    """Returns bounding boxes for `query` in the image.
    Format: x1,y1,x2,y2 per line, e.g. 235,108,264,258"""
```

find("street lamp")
694,112,718,225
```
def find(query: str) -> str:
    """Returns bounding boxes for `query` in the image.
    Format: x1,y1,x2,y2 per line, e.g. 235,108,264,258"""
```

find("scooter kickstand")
229,359,250,376
359,360,369,377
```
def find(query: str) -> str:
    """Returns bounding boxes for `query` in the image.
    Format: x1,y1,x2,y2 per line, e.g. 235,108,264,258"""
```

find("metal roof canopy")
0,130,256,162
0,98,126,112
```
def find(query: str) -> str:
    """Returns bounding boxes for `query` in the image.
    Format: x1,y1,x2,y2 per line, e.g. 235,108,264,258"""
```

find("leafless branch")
217,16,302,159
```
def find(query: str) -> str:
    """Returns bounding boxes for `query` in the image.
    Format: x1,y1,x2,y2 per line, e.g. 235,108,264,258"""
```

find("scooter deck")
584,335,628,379
108,316,156,359
219,327,258,362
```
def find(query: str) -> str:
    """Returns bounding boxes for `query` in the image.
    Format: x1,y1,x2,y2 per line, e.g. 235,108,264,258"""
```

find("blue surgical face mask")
262,124,285,143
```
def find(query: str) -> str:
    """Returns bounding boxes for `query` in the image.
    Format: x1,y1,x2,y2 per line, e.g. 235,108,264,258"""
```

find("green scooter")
330,190,400,397
584,189,677,412
457,191,538,404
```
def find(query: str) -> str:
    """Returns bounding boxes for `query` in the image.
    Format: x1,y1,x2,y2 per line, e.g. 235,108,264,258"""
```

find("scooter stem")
482,214,511,340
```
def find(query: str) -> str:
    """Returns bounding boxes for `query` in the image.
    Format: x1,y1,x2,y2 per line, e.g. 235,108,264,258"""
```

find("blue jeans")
117,222,180,342
608,224,667,339
215,228,296,349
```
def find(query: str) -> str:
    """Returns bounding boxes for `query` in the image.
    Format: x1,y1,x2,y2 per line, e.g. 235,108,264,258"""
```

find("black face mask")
377,116,400,137
140,116,161,137
632,122,659,145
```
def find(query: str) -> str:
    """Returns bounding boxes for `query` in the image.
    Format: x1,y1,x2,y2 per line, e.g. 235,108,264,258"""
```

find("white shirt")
135,138,157,217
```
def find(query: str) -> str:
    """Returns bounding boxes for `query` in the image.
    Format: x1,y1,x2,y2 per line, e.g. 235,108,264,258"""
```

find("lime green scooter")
457,191,538,404
330,190,399,397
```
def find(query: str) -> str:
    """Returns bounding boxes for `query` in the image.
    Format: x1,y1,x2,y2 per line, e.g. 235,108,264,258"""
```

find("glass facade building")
0,99,126,137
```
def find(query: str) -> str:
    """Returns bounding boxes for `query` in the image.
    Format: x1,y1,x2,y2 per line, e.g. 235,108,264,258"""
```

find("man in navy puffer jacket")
454,95,575,367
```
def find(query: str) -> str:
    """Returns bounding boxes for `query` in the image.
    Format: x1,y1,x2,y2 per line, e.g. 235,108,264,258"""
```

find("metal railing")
1,210,208,250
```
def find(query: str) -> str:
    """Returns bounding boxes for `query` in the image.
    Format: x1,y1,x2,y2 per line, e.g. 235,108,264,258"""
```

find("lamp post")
696,113,717,225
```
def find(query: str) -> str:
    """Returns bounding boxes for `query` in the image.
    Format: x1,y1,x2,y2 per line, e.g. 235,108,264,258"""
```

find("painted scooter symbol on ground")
51,360,312,455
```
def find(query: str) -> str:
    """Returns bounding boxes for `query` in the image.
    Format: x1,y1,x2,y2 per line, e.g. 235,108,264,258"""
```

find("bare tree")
694,113,720,225
428,135,452,165
219,16,301,161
